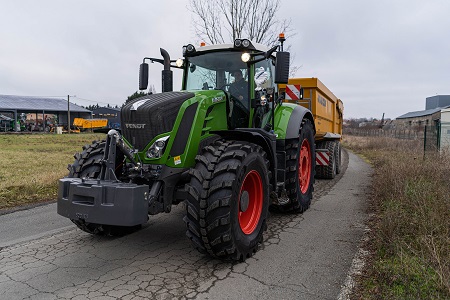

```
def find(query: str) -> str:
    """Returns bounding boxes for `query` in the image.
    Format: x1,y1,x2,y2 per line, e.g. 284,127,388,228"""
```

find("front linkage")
57,129,187,233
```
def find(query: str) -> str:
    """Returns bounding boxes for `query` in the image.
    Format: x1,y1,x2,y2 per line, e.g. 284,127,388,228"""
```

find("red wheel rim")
298,139,312,194
238,170,263,235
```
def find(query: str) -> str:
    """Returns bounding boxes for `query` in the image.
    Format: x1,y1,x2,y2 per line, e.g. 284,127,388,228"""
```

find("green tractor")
58,35,315,261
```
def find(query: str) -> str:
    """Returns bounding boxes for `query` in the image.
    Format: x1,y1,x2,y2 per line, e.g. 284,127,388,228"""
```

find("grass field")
0,133,104,210
344,136,449,299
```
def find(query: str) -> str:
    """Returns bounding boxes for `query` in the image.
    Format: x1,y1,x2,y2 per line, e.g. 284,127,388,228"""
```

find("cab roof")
195,42,270,53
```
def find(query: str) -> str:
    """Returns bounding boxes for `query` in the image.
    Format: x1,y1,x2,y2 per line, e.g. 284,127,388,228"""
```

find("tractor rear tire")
184,140,270,261
315,140,337,179
281,118,315,212
68,140,137,236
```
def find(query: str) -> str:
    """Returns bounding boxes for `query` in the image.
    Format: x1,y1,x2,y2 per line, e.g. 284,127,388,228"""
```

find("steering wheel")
220,83,241,95
219,84,249,115
232,98,249,117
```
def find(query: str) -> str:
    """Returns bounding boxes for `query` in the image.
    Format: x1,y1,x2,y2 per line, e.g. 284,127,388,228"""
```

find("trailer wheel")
68,140,134,236
335,142,342,174
184,140,270,261
315,140,337,179
281,119,315,212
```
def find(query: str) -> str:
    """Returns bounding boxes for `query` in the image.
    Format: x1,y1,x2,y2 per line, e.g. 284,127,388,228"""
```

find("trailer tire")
315,140,337,179
68,140,135,236
335,142,342,175
281,118,316,212
184,140,270,261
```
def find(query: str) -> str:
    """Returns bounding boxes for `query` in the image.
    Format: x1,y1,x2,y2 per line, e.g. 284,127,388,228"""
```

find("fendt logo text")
125,123,146,129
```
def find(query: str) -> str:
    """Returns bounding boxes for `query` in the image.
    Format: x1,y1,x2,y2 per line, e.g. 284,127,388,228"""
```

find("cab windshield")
185,51,248,93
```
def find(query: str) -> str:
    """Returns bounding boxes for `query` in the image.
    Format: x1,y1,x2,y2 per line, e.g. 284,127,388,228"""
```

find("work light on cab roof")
233,38,253,49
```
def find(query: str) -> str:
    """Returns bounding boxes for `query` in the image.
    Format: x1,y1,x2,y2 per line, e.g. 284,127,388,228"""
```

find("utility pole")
67,95,71,134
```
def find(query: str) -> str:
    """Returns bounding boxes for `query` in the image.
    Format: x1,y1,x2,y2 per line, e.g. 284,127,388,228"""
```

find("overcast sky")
1,0,449,119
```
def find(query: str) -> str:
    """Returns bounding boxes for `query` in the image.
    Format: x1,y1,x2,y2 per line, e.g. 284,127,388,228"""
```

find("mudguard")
274,103,315,139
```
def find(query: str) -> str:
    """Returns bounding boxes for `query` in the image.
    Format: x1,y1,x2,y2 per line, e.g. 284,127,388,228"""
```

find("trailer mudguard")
274,103,315,139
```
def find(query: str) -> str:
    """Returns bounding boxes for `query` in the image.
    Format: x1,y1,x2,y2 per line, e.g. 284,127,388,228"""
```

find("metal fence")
344,128,425,140
345,124,450,153
423,125,439,152
439,122,450,152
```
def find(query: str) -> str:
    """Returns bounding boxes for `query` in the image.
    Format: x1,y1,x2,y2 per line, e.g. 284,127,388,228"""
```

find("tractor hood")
121,91,195,151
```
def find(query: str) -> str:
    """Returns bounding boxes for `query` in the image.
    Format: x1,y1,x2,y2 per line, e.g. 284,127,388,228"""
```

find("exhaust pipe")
160,48,173,92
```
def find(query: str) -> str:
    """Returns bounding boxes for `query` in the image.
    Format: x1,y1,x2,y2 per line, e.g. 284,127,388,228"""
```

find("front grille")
121,92,195,150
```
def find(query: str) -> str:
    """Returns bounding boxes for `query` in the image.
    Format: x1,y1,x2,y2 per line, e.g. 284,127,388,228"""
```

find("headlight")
147,136,170,159
186,44,195,52
176,58,184,67
234,39,252,49
241,52,251,62
183,44,196,56
242,39,250,47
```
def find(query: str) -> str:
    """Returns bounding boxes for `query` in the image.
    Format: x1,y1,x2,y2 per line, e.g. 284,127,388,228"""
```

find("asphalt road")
0,150,372,300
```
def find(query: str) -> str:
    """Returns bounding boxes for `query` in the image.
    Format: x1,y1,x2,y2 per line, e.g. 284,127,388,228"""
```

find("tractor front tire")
282,118,315,212
68,140,136,236
184,140,270,261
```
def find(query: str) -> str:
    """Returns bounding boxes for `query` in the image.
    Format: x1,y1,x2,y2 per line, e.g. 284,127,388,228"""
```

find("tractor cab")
180,39,287,130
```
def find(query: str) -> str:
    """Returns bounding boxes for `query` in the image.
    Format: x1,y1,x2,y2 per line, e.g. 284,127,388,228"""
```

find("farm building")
440,108,450,150
395,95,450,129
395,95,450,151
0,95,91,132
425,95,450,110
92,106,121,129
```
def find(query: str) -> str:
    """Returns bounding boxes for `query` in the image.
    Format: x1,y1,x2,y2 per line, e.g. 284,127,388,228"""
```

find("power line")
72,96,119,106
1,94,70,98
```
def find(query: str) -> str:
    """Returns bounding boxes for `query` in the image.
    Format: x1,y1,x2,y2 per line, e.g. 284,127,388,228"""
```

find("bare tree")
190,0,294,46
189,0,298,75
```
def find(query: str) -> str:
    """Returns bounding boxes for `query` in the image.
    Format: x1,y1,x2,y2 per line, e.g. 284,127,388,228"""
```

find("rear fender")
274,103,315,139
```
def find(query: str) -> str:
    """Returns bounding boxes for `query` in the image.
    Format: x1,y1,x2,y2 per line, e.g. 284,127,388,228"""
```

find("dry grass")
344,136,450,299
0,133,104,210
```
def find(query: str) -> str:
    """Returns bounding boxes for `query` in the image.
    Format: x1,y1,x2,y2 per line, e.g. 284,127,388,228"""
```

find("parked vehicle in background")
72,118,108,131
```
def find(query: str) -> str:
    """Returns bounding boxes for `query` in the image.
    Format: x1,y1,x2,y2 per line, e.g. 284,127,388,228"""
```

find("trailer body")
280,77,343,139
280,78,344,178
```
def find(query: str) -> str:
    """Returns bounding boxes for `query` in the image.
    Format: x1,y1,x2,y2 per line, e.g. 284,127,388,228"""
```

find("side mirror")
274,52,290,84
139,62,149,90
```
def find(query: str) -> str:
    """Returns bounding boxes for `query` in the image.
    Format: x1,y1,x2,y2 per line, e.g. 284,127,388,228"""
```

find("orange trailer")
73,118,108,131
279,78,344,179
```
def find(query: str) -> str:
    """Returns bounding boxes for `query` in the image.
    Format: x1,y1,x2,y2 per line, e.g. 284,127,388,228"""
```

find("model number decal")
318,95,327,107
212,96,224,103
75,213,88,219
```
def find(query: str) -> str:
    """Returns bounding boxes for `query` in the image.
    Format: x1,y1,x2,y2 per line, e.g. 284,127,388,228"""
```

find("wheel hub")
240,191,250,212
238,170,263,235
298,139,312,194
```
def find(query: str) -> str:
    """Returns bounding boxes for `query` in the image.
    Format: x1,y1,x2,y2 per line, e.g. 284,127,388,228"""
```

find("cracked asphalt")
0,150,372,300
